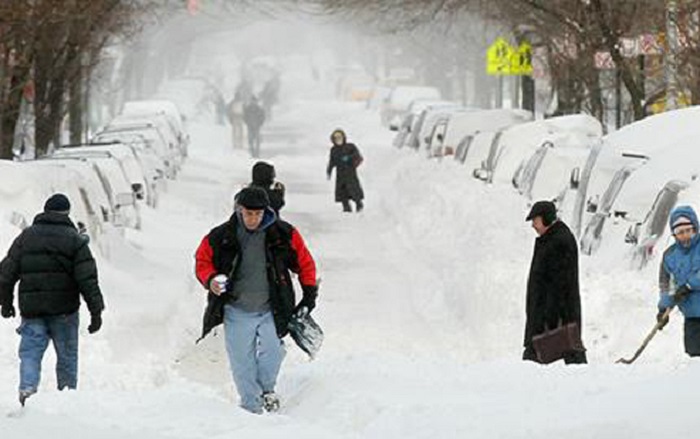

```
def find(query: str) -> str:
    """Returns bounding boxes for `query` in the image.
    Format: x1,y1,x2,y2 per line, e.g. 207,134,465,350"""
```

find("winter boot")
262,391,280,413
341,200,352,212
19,389,35,407
355,200,364,212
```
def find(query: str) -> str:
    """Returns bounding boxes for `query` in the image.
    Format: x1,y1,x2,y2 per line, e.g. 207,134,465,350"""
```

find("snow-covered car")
403,103,464,150
512,138,593,211
91,131,167,195
625,180,696,270
579,145,700,257
42,153,141,230
380,86,441,127
121,100,189,157
434,108,532,160
17,159,113,247
478,114,602,188
95,124,178,179
108,114,185,164
53,143,156,208
572,106,700,241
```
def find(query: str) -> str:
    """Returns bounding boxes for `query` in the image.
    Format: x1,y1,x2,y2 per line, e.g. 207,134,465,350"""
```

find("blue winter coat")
658,205,700,317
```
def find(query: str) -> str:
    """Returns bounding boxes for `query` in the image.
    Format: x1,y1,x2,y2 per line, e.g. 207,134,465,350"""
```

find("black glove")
657,309,670,330
295,284,318,314
674,284,692,303
1,304,16,318
88,314,102,334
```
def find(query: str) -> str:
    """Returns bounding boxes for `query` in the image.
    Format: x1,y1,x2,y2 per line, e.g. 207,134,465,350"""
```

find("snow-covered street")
1,75,698,437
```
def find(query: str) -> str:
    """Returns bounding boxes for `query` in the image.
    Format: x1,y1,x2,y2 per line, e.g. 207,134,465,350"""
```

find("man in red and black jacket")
194,186,317,414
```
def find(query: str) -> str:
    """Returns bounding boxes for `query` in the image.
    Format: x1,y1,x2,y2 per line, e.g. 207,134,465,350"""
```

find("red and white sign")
638,33,661,55
594,51,615,70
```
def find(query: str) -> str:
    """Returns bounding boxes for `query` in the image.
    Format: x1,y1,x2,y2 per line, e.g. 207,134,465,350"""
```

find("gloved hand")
657,309,670,330
674,284,692,303
272,181,285,195
1,304,16,318
88,313,102,334
295,284,318,314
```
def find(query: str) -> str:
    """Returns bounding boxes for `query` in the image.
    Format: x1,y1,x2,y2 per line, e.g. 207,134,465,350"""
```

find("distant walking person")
250,161,285,216
243,96,266,158
0,194,105,406
656,205,700,357
326,129,364,213
227,94,245,149
523,201,586,365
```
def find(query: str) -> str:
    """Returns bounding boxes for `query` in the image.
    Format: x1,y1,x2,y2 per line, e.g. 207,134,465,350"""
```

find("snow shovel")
288,307,324,360
616,307,673,364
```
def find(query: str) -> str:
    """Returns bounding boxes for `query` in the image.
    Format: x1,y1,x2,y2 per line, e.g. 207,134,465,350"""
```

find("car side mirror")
625,223,640,245
131,183,145,200
586,198,598,213
389,123,399,131
570,167,581,190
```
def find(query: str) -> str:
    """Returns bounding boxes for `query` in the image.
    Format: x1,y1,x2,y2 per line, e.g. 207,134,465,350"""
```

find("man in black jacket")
523,201,586,364
195,187,317,414
0,194,105,406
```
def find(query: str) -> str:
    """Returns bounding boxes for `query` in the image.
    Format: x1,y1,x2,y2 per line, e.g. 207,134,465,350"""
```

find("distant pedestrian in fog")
326,129,364,213
243,96,266,158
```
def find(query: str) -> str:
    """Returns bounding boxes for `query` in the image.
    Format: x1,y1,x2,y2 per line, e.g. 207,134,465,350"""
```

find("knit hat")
236,187,270,210
672,215,694,231
44,193,71,214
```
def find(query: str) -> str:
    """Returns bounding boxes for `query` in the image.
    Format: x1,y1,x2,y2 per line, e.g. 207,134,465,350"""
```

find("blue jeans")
223,305,284,413
17,311,79,393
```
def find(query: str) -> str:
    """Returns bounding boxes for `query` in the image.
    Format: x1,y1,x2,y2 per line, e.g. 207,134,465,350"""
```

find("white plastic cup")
213,274,228,293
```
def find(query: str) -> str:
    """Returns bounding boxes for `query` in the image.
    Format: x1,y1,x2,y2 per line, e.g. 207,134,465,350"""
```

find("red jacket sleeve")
290,228,317,287
195,235,216,289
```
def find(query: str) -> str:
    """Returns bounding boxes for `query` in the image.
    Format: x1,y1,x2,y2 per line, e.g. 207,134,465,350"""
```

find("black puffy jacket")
0,212,104,318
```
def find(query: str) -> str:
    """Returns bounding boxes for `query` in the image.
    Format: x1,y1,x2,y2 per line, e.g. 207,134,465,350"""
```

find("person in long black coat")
523,201,587,364
326,129,364,213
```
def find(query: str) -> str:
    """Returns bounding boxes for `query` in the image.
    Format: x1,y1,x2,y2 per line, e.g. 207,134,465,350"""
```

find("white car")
571,106,700,239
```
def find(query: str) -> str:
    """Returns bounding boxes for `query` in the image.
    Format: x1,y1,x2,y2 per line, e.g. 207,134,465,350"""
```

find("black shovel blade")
288,312,324,359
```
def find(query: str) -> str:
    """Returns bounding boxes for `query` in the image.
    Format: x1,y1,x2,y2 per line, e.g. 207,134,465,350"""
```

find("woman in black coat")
326,129,364,213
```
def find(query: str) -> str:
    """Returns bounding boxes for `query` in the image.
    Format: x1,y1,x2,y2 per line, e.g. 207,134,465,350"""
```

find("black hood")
252,161,275,186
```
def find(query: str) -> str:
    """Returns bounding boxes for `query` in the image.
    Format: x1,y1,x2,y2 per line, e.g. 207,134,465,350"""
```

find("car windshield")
598,167,633,214
644,186,680,240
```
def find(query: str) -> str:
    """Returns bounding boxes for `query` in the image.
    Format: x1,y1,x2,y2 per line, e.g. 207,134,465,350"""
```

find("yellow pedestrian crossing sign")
486,38,533,76
487,37,513,75
511,42,533,75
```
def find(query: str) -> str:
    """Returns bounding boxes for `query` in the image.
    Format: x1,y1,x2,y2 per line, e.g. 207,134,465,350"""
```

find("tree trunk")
68,71,83,145
590,0,645,120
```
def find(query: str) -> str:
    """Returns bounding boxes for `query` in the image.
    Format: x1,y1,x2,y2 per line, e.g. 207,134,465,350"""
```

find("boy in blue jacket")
657,205,700,356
